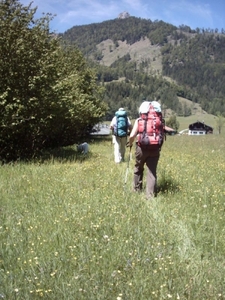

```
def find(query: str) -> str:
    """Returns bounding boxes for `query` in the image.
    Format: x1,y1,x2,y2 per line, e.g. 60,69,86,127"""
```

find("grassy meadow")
1,124,225,299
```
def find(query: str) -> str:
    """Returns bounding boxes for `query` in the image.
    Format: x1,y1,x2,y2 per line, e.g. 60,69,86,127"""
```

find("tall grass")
1,133,225,299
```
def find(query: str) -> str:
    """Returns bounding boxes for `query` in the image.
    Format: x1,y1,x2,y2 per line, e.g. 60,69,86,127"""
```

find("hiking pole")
124,145,132,188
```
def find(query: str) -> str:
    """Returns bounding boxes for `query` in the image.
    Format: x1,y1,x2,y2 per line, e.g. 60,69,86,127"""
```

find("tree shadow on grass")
87,135,113,146
38,146,92,164
38,135,111,164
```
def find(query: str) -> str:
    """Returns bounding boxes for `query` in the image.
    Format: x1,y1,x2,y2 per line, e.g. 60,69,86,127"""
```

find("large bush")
0,0,107,161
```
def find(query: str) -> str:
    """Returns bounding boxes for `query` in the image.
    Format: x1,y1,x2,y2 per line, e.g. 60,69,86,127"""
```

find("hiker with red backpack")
110,108,132,163
127,101,165,199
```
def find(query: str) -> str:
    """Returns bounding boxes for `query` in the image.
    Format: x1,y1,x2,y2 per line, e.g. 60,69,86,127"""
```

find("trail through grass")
1,134,225,299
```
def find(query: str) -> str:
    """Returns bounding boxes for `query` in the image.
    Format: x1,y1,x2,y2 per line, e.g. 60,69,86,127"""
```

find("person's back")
137,102,164,151
128,101,163,198
110,108,132,163
114,110,128,137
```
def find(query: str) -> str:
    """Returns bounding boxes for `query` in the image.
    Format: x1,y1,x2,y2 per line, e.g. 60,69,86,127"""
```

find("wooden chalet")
188,121,213,135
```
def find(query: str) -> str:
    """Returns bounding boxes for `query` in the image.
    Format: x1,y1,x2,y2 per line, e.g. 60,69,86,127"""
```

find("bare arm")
128,119,139,146
127,117,133,133
110,116,116,131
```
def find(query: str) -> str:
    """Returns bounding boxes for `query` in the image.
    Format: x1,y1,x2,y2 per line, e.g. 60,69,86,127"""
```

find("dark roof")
189,121,213,131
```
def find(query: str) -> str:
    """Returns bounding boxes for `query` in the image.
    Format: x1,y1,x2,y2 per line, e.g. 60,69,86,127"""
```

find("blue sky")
19,0,225,33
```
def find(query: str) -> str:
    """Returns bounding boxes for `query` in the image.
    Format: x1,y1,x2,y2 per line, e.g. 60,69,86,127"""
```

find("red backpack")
137,104,165,150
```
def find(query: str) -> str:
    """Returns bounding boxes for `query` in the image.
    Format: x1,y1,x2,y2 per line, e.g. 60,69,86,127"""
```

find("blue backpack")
114,110,128,137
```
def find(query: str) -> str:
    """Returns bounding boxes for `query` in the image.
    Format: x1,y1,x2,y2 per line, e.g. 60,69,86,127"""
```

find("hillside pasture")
2,9,225,299
97,38,162,74
1,128,225,299
177,113,216,132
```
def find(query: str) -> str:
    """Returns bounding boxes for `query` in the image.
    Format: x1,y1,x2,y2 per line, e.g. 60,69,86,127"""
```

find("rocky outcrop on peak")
118,11,130,19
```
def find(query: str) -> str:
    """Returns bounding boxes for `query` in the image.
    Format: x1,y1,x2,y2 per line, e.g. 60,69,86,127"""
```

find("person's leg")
120,136,127,161
114,136,121,163
145,155,160,198
133,145,146,191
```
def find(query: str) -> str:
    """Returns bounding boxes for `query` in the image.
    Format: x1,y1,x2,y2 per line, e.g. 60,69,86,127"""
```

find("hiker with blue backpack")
127,101,165,199
110,108,132,163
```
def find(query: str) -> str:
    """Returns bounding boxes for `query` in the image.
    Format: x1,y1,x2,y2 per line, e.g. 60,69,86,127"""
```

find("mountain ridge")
62,16,225,119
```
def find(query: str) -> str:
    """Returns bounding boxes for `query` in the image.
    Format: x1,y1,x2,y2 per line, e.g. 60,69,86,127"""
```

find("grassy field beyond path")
1,134,225,299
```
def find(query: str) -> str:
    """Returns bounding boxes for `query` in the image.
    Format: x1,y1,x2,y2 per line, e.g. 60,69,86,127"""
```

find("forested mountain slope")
62,16,225,120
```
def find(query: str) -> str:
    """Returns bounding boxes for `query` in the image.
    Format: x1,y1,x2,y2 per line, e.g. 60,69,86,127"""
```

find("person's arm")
127,117,133,132
128,119,138,146
110,117,116,131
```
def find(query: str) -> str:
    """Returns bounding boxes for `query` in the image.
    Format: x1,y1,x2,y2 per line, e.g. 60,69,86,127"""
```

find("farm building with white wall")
188,121,213,135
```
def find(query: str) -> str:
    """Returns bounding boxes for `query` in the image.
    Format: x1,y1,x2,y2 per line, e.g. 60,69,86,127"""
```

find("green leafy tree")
215,114,225,134
0,0,106,161
183,103,192,116
166,115,180,131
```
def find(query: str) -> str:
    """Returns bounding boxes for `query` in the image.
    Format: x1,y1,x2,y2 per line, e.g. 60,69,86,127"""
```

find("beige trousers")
113,135,127,163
